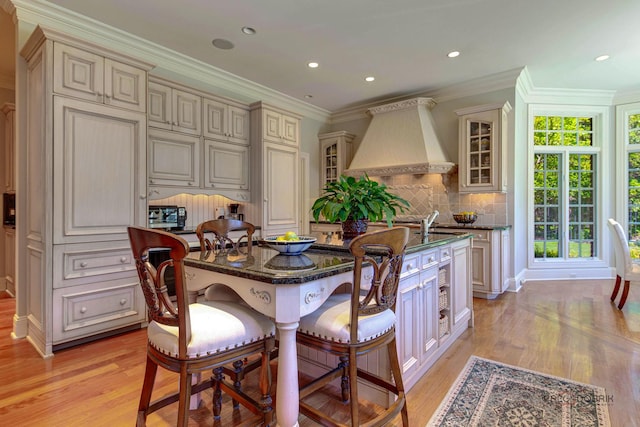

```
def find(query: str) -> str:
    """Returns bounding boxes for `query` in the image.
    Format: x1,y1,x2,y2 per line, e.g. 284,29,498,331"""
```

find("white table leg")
275,321,300,427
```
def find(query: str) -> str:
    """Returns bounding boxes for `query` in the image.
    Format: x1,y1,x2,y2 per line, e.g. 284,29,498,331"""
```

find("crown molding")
11,0,330,122
330,68,523,124
613,89,640,106
516,66,616,105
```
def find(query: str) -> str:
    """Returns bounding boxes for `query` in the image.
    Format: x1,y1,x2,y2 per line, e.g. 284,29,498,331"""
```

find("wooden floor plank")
0,279,638,426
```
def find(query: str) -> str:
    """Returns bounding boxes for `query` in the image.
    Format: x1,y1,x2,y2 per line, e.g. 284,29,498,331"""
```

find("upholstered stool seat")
148,301,275,358
298,294,396,344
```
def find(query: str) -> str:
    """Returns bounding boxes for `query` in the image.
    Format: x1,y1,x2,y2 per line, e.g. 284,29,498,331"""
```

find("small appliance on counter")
148,205,187,230
3,193,16,228
228,203,244,220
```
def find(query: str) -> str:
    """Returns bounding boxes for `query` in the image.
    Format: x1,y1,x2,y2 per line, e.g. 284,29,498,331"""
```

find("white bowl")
260,236,317,255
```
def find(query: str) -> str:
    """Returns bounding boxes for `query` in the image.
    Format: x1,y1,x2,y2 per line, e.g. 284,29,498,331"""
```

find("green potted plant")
311,174,410,239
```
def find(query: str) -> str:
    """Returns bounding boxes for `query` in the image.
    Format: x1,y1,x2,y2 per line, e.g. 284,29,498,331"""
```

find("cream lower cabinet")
297,237,472,405
4,228,15,296
397,248,439,389
436,227,510,299
21,27,151,356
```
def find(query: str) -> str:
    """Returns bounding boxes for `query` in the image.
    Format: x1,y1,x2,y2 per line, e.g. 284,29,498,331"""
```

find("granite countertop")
431,223,512,231
184,230,471,284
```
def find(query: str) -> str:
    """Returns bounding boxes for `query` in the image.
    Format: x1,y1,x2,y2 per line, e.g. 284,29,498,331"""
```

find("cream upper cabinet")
456,102,511,193
148,81,201,135
203,97,250,145
318,131,354,188
2,103,15,192
263,107,299,146
54,43,146,112
203,139,249,193
251,102,301,236
148,129,201,188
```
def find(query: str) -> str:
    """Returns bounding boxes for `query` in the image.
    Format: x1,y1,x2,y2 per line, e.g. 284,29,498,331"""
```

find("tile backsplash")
380,172,509,226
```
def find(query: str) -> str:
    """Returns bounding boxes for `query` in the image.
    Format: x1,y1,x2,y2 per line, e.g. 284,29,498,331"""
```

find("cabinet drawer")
53,241,136,288
401,253,420,279
53,280,146,343
439,246,452,263
470,230,490,243
421,249,438,270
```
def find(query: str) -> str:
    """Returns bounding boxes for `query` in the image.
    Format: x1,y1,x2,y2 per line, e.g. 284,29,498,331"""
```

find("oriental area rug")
427,356,611,427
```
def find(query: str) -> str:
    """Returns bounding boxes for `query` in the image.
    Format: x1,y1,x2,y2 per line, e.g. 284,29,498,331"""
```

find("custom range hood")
345,97,455,176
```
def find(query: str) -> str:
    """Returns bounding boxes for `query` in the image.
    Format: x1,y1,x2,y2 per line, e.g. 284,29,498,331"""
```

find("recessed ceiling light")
595,54,610,62
212,38,234,50
241,26,256,35
365,76,375,82
447,51,460,58
308,62,319,68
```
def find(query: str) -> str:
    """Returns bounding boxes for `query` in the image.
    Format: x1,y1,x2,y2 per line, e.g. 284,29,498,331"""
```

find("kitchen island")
182,229,472,425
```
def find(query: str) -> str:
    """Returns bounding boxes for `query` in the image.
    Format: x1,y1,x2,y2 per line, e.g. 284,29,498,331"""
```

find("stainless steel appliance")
3,193,15,227
148,205,178,230
177,206,187,229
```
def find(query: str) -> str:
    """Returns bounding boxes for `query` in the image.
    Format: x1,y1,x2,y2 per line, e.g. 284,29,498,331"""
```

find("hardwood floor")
0,279,638,426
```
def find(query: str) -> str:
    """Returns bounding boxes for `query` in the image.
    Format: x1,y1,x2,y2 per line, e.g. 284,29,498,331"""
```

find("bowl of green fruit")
260,231,317,255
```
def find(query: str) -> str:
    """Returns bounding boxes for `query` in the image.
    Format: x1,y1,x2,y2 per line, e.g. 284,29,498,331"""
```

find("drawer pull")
120,299,127,305
428,257,435,263
120,257,128,263
80,262,88,268
80,306,87,314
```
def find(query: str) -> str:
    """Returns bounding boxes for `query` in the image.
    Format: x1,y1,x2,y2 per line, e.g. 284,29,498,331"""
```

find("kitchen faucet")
421,210,439,235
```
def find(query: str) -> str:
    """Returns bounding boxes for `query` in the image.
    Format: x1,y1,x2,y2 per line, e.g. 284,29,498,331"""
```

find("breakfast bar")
183,230,473,426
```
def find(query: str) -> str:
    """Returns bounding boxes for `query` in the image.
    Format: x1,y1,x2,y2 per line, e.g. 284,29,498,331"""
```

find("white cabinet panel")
53,97,147,244
53,240,136,288
148,81,201,134
203,97,249,145
264,143,298,234
203,139,249,190
52,280,145,344
148,129,200,187
54,43,146,112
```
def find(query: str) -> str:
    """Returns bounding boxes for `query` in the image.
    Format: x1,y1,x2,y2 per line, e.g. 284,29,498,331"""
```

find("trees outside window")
532,115,597,260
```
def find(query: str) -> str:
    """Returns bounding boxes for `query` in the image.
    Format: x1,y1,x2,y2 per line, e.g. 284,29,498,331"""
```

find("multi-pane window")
532,115,597,260
626,112,640,258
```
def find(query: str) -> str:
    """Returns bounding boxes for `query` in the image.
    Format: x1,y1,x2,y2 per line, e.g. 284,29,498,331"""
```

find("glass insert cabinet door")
456,102,511,193
468,120,493,185
318,131,355,189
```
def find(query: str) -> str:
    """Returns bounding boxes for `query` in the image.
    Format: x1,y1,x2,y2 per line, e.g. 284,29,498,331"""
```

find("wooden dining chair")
196,218,255,253
296,227,410,426
127,226,275,427
607,218,640,309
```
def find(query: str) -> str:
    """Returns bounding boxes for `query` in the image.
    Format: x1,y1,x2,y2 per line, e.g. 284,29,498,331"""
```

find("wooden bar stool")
296,227,410,426
128,226,275,426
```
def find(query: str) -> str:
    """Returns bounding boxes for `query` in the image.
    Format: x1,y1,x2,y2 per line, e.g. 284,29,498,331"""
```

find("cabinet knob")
120,257,128,263
120,299,127,306
139,194,147,199
188,182,193,186
80,306,87,314
80,262,88,268
429,257,435,263
149,179,155,184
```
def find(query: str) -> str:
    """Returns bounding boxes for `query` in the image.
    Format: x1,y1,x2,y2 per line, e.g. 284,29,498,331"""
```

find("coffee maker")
228,203,242,220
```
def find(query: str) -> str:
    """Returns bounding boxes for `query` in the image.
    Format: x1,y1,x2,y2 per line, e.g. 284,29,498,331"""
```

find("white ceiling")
17,1,640,110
